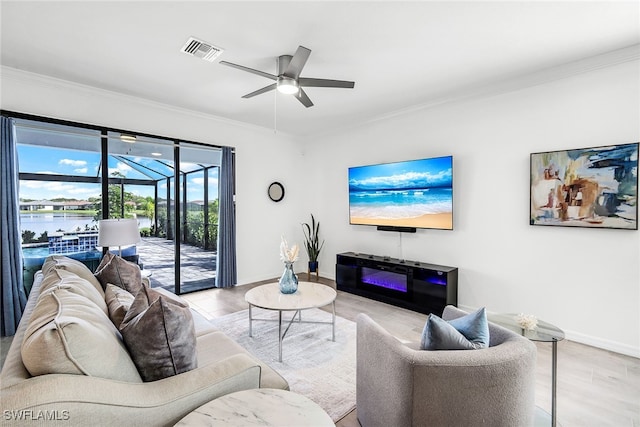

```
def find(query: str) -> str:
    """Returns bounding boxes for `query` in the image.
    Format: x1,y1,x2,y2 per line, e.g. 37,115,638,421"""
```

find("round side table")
175,388,334,426
490,314,565,427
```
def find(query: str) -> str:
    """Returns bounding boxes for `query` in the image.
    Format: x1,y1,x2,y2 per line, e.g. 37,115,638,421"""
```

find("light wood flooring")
183,277,640,427
2,277,637,426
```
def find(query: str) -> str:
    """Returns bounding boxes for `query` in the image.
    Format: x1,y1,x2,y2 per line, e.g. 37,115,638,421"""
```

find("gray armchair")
356,306,537,427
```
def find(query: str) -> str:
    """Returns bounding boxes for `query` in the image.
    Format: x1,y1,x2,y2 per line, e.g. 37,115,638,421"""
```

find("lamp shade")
98,219,141,248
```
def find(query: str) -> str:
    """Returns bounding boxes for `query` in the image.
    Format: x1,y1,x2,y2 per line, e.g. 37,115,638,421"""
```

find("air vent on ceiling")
180,37,224,62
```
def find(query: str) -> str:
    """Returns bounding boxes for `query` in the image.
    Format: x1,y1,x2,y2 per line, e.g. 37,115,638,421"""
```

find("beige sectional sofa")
1,256,288,426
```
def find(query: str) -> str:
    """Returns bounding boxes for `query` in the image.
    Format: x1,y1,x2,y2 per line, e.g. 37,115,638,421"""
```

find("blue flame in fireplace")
361,267,408,293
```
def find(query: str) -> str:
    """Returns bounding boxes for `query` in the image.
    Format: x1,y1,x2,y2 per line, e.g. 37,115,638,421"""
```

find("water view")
349,188,453,219
20,213,151,235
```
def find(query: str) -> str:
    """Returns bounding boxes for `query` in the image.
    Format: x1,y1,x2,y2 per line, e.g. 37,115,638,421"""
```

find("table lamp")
98,218,141,257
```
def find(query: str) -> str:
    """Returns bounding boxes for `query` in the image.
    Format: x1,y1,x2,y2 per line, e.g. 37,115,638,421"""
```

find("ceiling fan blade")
220,61,277,81
283,46,311,79
294,88,314,108
298,78,355,89
242,83,277,99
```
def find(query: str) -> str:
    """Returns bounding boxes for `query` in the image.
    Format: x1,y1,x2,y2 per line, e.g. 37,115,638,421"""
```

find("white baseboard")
306,288,640,358
458,304,640,359
563,330,639,359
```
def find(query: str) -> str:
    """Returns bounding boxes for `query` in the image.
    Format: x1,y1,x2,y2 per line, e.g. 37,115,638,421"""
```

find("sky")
18,145,219,201
349,156,453,192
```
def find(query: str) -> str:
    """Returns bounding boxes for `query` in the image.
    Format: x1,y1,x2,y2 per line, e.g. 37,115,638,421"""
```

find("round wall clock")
267,182,285,202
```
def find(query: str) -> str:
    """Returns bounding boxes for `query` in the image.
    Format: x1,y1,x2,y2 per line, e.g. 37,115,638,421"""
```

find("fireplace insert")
336,252,458,315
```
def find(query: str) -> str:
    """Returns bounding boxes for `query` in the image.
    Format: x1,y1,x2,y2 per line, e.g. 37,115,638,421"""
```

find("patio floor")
137,237,217,294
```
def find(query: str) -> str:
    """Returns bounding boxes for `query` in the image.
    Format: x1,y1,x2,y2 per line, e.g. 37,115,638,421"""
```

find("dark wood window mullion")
165,177,171,240
174,142,181,295
101,131,108,220
154,182,159,237
182,171,187,243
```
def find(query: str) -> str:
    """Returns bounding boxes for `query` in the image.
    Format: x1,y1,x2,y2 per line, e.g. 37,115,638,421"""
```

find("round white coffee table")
175,388,334,426
245,282,337,362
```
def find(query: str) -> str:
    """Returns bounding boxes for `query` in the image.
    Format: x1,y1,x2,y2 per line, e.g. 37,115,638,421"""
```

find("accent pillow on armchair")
420,307,490,350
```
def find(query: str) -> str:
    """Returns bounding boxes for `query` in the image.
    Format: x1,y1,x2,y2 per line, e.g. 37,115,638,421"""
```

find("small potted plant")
302,214,324,276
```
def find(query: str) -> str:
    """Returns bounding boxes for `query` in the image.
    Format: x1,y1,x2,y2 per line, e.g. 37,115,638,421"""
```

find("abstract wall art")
530,142,638,230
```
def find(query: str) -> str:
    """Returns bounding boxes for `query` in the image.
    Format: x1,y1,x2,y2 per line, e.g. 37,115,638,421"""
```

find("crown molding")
0,66,293,139
3,43,638,142
390,43,640,118
309,44,640,141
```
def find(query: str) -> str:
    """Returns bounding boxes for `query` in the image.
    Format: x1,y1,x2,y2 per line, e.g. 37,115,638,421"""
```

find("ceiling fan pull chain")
274,58,278,133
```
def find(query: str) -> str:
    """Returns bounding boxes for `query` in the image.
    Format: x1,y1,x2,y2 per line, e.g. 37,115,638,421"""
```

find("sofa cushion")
39,268,108,315
21,286,142,382
420,307,489,350
42,255,104,296
94,252,143,295
120,287,197,382
105,283,136,328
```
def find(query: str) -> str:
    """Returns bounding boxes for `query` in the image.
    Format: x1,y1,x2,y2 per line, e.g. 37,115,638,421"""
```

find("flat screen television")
348,156,453,230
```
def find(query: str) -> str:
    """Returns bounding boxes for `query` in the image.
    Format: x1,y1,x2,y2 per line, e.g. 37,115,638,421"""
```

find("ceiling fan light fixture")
223,45,354,107
277,77,299,94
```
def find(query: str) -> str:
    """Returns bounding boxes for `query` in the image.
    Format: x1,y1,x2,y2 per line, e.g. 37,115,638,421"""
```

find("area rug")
209,307,356,422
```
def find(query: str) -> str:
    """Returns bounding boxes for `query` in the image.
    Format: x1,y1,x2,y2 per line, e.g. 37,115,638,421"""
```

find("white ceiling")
1,1,639,137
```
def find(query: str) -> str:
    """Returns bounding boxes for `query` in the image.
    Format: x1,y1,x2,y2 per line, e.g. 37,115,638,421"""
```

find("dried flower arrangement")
279,236,299,263
515,313,538,331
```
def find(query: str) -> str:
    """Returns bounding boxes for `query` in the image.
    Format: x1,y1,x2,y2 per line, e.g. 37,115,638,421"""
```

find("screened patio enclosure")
13,116,224,295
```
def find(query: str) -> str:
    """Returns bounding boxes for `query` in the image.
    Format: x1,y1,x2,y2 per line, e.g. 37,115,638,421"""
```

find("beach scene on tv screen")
349,156,453,230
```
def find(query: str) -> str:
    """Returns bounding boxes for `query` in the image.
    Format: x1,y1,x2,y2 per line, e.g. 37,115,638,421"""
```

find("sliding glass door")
9,112,228,296
16,120,103,291
176,143,220,293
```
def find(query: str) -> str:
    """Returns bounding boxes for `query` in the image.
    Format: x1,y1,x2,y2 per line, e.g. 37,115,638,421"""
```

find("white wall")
3,57,638,356
302,59,640,357
0,67,306,285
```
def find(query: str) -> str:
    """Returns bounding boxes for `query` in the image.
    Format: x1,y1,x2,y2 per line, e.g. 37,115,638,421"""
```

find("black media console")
335,252,458,316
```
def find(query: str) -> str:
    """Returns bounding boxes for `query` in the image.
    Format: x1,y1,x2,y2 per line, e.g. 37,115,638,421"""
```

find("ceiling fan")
220,45,355,108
